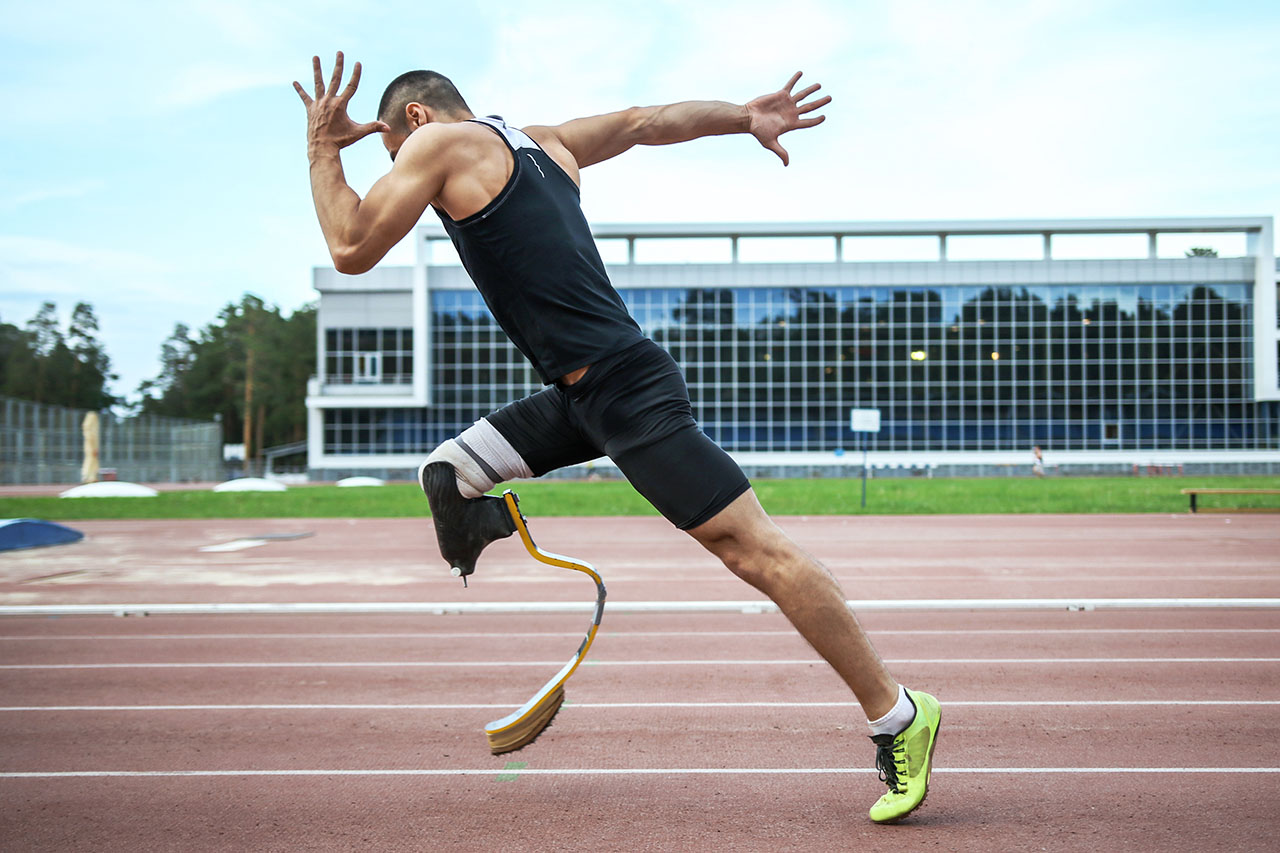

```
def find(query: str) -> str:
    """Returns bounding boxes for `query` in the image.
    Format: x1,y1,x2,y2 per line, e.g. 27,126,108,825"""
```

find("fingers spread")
794,82,822,102
798,115,826,129
797,94,832,114
292,80,313,106
766,139,790,166
312,55,324,99
355,119,390,140
783,71,802,93
339,61,362,103
328,51,345,97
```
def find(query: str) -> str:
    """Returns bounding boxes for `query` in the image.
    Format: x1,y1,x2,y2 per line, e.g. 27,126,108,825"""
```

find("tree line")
1,295,315,461
1,302,116,410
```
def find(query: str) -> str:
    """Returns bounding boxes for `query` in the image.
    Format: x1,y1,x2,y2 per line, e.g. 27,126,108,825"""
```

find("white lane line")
2,627,1277,641
2,657,1277,670
1,767,1277,779
197,539,269,553
3,598,1278,617
2,700,1278,711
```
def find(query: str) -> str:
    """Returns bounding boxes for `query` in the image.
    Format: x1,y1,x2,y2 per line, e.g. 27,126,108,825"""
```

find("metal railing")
0,396,222,485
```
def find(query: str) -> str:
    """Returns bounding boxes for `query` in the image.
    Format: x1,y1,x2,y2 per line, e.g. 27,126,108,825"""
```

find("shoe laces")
870,733,906,794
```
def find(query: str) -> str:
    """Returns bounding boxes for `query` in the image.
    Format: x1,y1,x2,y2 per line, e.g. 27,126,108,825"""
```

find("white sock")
867,684,916,736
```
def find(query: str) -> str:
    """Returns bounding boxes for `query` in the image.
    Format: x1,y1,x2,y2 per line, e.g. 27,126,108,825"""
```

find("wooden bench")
1181,488,1280,513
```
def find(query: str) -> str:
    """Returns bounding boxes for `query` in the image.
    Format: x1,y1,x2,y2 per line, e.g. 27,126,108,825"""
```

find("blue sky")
2,0,1278,398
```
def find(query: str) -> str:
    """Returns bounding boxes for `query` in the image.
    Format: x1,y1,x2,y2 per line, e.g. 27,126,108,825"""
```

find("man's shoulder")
521,125,562,147
398,121,495,164
519,125,581,183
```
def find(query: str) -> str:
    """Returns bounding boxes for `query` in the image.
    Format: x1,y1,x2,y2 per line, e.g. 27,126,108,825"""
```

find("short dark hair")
378,71,471,129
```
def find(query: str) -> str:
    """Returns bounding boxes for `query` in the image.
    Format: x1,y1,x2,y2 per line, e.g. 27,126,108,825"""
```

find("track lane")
2,624,1276,664
2,704,1277,773
3,772,1276,851
3,512,1278,851
4,514,1277,606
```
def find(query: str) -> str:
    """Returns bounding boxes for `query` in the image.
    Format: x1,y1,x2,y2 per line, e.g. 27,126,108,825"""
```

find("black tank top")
435,116,645,384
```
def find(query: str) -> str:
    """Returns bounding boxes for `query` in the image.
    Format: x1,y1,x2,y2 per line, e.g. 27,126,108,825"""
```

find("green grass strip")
1,475,1277,520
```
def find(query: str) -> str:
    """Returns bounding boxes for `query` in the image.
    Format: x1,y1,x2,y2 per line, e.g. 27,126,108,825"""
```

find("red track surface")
2,513,1279,851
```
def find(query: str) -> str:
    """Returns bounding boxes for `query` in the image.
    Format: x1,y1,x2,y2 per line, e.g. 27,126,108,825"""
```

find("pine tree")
0,318,38,400
0,303,115,408
66,303,117,409
135,295,316,451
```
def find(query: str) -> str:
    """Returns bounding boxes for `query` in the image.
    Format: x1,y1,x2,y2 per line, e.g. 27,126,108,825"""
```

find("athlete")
295,52,940,823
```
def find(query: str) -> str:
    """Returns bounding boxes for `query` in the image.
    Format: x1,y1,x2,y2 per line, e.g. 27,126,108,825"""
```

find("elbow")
332,245,375,276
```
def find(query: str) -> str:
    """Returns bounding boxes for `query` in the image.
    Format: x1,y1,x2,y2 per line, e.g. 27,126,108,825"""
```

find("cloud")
154,64,292,109
0,180,106,213
0,0,340,118
0,235,172,277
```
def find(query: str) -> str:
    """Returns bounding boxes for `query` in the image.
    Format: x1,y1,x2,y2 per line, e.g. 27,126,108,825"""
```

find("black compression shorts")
486,339,751,530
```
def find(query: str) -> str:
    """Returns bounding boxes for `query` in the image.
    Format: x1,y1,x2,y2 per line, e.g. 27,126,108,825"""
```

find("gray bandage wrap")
425,418,533,499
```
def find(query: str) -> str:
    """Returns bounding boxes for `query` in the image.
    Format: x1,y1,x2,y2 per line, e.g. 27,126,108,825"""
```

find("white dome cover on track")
59,482,159,498
337,476,385,487
212,478,288,493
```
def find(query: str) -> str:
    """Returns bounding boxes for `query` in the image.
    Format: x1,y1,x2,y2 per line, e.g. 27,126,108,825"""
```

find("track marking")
197,539,269,553
2,767,1278,779
3,657,1277,670
3,597,1278,617
2,627,1277,641
2,700,1278,711
828,574,1280,582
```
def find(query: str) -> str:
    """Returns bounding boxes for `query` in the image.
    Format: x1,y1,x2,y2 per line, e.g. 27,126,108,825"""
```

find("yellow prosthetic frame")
484,490,607,754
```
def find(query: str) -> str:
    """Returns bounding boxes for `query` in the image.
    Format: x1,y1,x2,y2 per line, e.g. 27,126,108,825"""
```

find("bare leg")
686,488,898,719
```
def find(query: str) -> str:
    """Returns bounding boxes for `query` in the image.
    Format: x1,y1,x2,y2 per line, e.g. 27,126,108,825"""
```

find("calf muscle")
688,489,899,719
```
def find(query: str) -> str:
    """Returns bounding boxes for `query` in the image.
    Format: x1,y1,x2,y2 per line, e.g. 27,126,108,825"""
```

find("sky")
2,0,1278,400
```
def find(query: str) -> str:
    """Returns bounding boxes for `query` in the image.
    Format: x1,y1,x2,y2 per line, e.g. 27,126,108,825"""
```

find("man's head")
378,70,473,159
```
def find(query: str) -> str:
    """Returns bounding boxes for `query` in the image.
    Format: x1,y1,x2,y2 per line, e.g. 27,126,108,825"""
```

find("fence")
0,396,222,485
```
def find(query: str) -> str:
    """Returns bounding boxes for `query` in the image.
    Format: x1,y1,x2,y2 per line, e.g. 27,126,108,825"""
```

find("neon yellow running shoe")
868,689,941,824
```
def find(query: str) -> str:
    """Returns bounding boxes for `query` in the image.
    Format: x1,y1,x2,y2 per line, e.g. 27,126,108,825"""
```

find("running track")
1,513,1277,851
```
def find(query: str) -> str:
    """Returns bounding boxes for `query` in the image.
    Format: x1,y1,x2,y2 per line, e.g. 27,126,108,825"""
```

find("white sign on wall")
850,408,881,433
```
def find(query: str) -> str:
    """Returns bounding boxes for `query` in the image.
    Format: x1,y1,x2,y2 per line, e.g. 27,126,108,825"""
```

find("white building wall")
306,217,1279,476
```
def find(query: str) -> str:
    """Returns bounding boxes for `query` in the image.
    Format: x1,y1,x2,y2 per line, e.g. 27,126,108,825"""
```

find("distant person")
1032,446,1045,478
295,53,940,823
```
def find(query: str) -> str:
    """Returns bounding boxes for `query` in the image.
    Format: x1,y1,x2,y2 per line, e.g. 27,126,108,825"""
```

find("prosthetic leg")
420,456,606,753
483,490,607,753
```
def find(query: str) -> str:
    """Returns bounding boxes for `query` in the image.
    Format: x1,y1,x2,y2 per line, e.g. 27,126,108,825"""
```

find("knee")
709,530,803,593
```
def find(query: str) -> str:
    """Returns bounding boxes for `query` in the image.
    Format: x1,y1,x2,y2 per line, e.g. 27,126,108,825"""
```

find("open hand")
293,52,389,154
745,72,831,166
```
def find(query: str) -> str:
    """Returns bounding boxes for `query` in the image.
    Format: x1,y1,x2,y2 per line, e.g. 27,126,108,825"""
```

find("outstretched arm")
534,72,830,169
294,53,444,274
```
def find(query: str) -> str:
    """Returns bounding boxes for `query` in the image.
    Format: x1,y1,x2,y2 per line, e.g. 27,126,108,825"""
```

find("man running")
294,52,940,823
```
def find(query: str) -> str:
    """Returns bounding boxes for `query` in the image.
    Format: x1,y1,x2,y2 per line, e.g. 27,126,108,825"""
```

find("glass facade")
322,281,1280,456
324,328,413,386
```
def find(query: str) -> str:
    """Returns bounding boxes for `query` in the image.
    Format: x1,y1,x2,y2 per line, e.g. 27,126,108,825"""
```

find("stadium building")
305,217,1280,479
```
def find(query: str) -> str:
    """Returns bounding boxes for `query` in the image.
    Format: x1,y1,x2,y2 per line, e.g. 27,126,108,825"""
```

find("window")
324,283,1271,456
355,352,382,384
323,328,412,385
